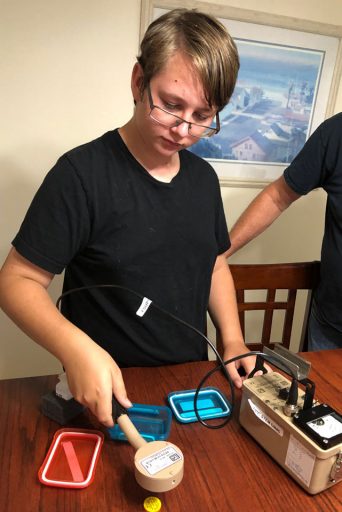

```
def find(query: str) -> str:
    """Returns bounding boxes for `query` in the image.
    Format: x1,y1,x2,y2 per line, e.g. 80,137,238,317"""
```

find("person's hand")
62,340,132,427
223,342,271,388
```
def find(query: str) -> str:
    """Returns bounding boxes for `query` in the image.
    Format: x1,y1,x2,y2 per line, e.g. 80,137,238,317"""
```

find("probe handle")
112,397,147,450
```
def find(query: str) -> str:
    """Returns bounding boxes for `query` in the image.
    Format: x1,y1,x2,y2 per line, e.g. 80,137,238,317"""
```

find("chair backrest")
216,261,320,355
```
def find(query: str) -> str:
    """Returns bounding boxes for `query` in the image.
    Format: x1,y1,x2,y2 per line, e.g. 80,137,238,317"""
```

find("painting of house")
230,122,306,163
191,37,323,166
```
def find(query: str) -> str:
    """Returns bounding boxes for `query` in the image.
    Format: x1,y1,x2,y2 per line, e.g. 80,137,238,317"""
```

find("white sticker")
139,446,183,476
248,399,284,436
136,297,152,317
285,435,316,486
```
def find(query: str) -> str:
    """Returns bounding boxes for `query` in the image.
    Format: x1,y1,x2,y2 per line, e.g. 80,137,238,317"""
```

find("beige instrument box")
239,372,342,494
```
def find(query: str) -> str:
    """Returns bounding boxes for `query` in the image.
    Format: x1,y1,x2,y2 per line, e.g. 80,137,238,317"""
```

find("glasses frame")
146,84,220,139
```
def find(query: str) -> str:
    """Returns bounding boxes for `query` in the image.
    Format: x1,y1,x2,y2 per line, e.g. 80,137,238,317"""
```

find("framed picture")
140,1,342,186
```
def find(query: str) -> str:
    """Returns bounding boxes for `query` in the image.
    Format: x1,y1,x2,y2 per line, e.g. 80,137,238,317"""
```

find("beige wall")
1,0,341,378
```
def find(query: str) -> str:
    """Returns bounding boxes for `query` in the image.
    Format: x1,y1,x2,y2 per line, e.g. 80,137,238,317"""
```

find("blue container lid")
168,387,231,423
107,403,172,442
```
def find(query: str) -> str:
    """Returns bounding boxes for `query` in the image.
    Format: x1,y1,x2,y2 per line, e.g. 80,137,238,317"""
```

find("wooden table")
0,350,341,512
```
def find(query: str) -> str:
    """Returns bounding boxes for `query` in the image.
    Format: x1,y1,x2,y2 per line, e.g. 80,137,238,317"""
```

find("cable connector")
283,379,298,417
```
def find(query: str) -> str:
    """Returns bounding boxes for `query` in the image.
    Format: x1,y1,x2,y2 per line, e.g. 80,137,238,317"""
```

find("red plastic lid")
38,428,104,488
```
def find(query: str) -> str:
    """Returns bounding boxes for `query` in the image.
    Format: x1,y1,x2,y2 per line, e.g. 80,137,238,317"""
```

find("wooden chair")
216,261,320,356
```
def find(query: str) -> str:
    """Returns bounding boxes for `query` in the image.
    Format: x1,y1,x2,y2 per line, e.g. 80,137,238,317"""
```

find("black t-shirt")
284,112,342,332
13,129,230,366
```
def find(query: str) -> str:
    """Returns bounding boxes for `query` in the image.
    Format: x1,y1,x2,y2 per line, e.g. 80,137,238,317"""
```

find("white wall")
1,0,341,378
1,0,141,378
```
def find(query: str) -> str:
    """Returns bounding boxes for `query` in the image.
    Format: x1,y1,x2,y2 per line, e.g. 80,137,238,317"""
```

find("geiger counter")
239,346,342,494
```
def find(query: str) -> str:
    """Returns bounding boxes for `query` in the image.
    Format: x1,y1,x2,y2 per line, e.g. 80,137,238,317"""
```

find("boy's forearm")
208,256,244,347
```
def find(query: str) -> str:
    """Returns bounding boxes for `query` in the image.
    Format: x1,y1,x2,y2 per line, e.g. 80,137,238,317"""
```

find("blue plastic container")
167,387,231,423
108,403,172,442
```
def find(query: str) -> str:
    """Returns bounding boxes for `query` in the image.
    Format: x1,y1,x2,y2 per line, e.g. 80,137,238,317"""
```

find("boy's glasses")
147,84,220,139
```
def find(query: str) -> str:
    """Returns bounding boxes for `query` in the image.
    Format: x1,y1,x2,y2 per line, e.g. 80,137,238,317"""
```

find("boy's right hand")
62,340,132,427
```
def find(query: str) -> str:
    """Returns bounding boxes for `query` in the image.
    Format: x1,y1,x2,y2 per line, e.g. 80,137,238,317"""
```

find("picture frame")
140,0,342,187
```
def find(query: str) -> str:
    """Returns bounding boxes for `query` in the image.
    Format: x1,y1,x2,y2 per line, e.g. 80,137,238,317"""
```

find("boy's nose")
171,120,189,137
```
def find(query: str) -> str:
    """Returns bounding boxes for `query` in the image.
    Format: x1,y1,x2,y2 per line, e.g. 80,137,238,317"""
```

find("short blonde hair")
137,8,239,111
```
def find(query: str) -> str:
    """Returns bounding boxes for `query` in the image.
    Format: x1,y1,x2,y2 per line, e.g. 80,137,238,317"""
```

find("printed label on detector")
139,446,183,476
285,434,316,486
248,399,284,436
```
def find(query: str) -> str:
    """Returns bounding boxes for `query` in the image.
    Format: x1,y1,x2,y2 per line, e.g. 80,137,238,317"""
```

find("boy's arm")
0,248,131,425
208,254,254,388
226,176,300,257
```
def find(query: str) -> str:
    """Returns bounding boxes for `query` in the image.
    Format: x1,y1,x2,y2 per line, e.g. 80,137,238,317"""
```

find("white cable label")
139,446,183,476
248,399,284,436
136,297,152,317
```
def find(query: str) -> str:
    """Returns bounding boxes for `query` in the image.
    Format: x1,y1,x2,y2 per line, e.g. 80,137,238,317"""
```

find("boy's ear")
131,62,144,101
